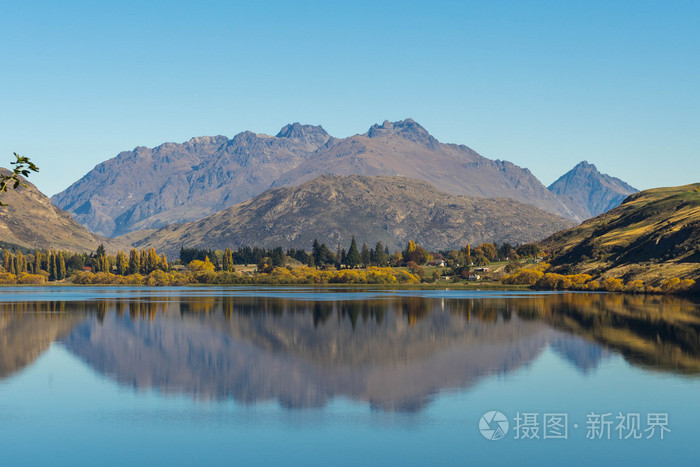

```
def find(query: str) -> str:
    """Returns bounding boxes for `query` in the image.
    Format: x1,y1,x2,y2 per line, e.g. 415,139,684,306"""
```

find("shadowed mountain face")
126,174,575,256
0,169,128,252
548,161,638,219
52,119,580,237
3,292,698,411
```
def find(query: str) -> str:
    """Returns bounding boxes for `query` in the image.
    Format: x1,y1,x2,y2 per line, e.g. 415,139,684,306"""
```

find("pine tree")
312,239,321,267
347,237,361,269
360,243,370,268
57,252,66,280
374,241,386,266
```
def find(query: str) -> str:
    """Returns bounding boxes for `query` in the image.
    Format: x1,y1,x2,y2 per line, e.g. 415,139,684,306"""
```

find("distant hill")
0,168,127,253
52,119,579,237
541,183,700,284
125,174,575,257
548,161,637,219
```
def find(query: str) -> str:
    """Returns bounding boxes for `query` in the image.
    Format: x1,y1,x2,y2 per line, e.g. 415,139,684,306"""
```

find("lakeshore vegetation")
0,237,695,294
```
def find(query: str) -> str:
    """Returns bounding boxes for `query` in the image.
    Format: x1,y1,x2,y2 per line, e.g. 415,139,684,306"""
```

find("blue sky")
2,0,698,196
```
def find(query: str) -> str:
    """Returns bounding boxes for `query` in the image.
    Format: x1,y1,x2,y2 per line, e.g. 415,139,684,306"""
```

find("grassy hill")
541,183,700,286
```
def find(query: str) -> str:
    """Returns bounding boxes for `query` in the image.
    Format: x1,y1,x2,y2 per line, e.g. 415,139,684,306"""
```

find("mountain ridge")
52,119,587,237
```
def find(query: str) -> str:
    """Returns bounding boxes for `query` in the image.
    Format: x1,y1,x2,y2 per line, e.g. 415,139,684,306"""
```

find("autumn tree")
34,251,43,273
222,247,234,272
116,251,128,275
2,249,9,271
57,252,66,280
128,249,140,274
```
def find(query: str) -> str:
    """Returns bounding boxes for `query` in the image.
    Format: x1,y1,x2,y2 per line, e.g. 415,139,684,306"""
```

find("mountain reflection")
0,293,698,411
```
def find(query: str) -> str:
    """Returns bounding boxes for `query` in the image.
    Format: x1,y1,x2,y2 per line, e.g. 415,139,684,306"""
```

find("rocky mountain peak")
276,123,330,145
548,161,638,219
366,118,439,148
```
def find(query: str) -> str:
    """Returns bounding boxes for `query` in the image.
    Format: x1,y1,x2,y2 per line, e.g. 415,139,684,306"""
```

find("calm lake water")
1,287,699,466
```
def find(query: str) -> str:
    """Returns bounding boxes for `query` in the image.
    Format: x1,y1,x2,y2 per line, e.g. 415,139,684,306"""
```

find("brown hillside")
127,174,575,257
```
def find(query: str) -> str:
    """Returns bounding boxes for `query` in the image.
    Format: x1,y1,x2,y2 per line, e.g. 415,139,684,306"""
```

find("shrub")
17,273,46,284
601,277,624,292
0,272,16,284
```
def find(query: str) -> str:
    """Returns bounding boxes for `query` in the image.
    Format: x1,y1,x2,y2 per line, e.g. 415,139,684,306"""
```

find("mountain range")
51,119,633,238
122,175,575,257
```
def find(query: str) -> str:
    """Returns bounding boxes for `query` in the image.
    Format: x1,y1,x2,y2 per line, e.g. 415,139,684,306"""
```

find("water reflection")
0,292,698,410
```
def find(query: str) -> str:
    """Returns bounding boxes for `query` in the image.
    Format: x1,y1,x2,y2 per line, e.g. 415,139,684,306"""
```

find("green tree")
49,251,57,281
360,243,371,267
346,237,361,269
374,241,386,265
2,249,9,271
0,154,39,206
140,249,147,273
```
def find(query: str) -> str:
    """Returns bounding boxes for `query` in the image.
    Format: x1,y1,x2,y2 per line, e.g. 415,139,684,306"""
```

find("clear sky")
2,0,698,196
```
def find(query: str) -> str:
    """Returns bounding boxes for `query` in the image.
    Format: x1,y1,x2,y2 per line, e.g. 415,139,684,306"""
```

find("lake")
1,287,699,466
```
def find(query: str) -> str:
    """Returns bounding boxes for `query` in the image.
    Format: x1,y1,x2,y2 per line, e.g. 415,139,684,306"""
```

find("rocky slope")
126,174,575,256
541,183,700,284
51,123,333,236
548,161,637,219
0,168,128,252
52,119,580,237
272,119,578,220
